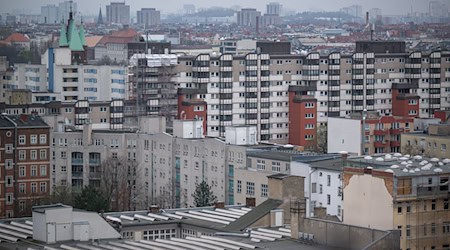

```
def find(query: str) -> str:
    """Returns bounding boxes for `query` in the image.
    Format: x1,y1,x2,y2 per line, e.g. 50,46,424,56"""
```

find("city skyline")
1,0,437,16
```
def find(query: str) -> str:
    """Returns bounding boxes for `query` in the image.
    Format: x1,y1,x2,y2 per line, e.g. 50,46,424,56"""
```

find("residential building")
266,2,282,15
343,154,450,250
237,8,261,27
136,8,160,26
328,112,414,155
128,54,178,126
234,149,344,220
401,123,450,158
106,2,130,25
0,114,50,218
174,41,449,147
40,4,59,24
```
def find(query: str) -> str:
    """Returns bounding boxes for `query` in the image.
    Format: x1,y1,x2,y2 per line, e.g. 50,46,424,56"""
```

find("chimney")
20,114,28,122
246,197,256,208
366,11,369,26
149,205,160,213
214,201,225,209
340,151,348,161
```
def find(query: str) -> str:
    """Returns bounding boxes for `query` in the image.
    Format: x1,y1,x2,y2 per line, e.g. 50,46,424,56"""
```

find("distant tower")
97,7,104,25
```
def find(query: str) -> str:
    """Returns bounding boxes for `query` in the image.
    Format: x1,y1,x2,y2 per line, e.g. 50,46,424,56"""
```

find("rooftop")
0,114,49,128
347,153,450,177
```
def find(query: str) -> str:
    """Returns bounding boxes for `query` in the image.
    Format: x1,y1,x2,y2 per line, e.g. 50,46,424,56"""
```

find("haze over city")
1,0,436,15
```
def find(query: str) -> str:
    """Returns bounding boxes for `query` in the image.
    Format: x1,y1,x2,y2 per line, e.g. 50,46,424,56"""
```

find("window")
407,204,411,213
31,166,37,176
30,135,37,144
6,159,13,169
19,166,25,177
261,184,268,197
272,162,281,172
19,135,26,145
327,194,331,205
6,193,13,205
431,223,436,234
40,165,47,176
40,182,47,193
61,166,66,172
397,204,402,213
19,201,26,212
444,199,449,210
31,183,37,193
246,182,255,195
61,151,67,158
319,184,323,194
311,183,317,193
256,160,265,170
6,176,13,187
443,222,450,234
40,149,47,160
19,183,25,193
5,144,13,153
327,175,331,186
432,199,436,210
31,150,37,160
406,225,411,237
19,150,26,160
237,180,242,193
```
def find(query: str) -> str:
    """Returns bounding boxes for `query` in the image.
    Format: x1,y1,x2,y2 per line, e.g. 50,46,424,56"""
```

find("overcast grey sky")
0,0,434,16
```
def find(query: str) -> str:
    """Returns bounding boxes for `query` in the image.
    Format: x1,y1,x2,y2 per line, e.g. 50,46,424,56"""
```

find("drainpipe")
4,115,19,216
308,168,317,218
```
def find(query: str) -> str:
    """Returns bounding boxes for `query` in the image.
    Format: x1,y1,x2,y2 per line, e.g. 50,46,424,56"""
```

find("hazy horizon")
0,0,437,16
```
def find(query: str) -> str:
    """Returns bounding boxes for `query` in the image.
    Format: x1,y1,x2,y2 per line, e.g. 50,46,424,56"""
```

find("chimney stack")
149,205,160,213
214,201,225,209
340,151,348,161
366,11,369,26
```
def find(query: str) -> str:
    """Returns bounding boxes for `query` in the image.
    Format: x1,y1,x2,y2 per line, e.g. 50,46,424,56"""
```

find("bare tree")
152,183,174,209
401,144,422,156
99,157,146,211
316,124,328,153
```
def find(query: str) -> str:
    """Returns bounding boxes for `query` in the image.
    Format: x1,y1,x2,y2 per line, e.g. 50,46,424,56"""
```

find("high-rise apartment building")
0,114,50,218
266,2,282,15
136,8,160,26
40,5,59,24
128,54,178,126
237,8,261,27
106,2,130,25
175,41,450,148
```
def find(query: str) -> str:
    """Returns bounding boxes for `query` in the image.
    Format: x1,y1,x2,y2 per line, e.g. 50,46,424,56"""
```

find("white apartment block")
175,46,450,146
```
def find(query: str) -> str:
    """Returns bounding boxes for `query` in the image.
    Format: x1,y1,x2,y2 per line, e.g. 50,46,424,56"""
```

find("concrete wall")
302,218,400,250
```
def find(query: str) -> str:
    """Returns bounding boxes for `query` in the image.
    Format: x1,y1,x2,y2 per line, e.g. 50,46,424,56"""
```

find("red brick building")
391,83,420,117
288,86,318,150
177,89,207,135
0,114,50,218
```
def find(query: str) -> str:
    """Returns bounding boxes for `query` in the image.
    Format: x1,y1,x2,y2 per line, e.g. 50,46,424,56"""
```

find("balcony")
390,141,401,147
89,172,101,179
72,171,83,178
415,186,449,198
374,141,388,148
89,158,100,166
373,130,388,136
389,128,403,134
71,158,83,165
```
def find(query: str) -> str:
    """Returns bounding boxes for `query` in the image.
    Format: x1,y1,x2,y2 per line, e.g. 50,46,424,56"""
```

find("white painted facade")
327,117,362,155
291,161,343,221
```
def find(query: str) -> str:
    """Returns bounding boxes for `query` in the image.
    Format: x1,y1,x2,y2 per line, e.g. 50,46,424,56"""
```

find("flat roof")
347,154,450,177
